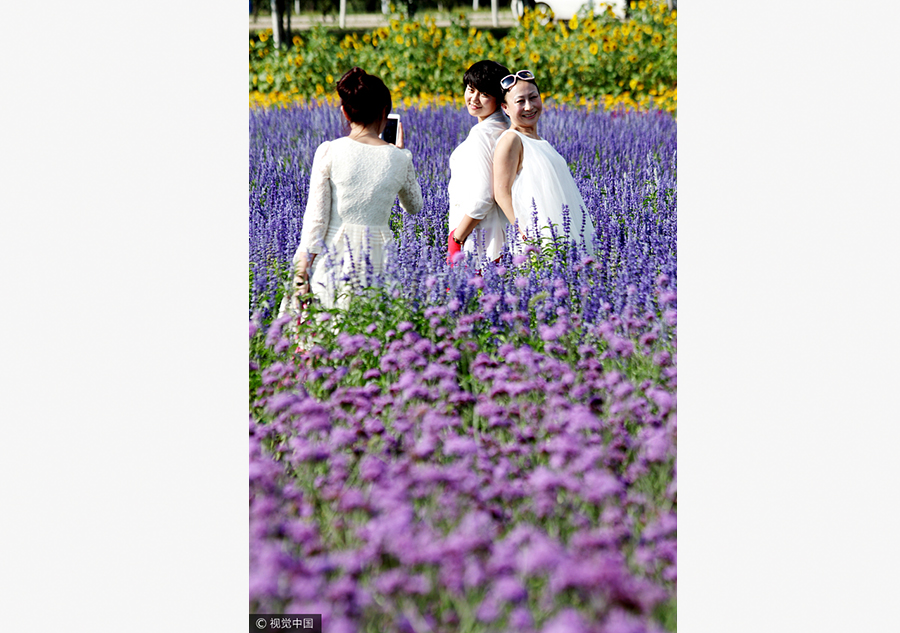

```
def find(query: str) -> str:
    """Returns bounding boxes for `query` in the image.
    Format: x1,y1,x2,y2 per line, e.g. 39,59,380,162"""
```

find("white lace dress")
447,110,509,263
504,129,597,254
291,137,423,309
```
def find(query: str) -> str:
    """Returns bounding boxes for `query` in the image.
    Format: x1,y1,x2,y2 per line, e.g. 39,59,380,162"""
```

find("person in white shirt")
446,60,511,265
286,67,423,311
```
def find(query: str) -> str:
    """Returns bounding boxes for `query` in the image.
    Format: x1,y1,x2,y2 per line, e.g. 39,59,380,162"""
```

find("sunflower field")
249,0,676,112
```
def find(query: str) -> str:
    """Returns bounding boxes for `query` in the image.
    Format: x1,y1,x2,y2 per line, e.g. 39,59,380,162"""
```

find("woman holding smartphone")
446,60,511,264
492,70,597,253
285,67,423,312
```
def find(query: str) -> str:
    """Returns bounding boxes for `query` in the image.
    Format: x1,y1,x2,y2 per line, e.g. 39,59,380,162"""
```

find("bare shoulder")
495,129,522,154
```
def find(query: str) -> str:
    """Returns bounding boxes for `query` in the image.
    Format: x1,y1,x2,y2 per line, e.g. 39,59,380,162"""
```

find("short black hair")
463,60,511,102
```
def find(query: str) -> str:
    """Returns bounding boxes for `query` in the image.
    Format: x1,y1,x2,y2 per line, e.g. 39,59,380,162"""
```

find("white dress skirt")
286,137,423,311
447,109,509,263
504,129,597,254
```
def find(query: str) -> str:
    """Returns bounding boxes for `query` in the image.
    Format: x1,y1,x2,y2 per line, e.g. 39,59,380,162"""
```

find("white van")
510,0,628,22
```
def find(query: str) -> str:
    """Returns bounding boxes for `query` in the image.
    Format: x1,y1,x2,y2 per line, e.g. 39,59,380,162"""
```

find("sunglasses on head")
500,70,535,91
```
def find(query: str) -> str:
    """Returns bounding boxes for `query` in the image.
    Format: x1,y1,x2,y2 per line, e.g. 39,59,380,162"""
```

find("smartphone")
381,113,400,145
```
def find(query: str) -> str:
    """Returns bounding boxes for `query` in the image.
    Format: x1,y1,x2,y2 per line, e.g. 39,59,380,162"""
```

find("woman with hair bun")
285,67,423,311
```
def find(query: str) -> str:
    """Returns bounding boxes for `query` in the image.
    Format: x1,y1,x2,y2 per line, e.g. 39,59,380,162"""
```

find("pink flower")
644,429,671,462
541,608,588,633
649,389,674,415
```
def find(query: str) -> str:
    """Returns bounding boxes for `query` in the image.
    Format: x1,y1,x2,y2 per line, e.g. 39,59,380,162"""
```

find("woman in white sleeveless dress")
492,70,596,254
446,60,510,265
286,67,423,312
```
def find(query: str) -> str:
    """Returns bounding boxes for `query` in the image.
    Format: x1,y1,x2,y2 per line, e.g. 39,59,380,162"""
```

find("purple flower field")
250,104,676,320
250,103,677,631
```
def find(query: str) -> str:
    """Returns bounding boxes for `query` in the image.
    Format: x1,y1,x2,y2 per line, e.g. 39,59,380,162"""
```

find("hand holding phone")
381,113,402,147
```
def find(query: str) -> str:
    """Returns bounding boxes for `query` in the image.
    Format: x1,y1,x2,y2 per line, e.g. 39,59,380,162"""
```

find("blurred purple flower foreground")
250,103,676,632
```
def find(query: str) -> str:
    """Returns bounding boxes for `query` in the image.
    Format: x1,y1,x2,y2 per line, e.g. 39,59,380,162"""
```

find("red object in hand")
447,229,462,265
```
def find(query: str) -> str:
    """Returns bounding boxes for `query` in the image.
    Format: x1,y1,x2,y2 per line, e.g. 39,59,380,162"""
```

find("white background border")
680,0,900,629
1,0,247,629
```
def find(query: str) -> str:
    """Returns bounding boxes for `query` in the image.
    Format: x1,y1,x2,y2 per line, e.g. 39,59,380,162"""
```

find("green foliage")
251,278,674,410
249,2,677,111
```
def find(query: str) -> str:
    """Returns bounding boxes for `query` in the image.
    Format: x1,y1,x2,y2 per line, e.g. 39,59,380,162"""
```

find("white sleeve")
296,141,332,256
397,149,423,214
459,130,495,221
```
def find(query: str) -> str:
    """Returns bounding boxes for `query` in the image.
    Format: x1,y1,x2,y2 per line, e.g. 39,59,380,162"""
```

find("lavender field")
250,103,677,632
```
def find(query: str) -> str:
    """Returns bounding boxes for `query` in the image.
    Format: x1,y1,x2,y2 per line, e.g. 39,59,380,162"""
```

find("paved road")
250,10,519,31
